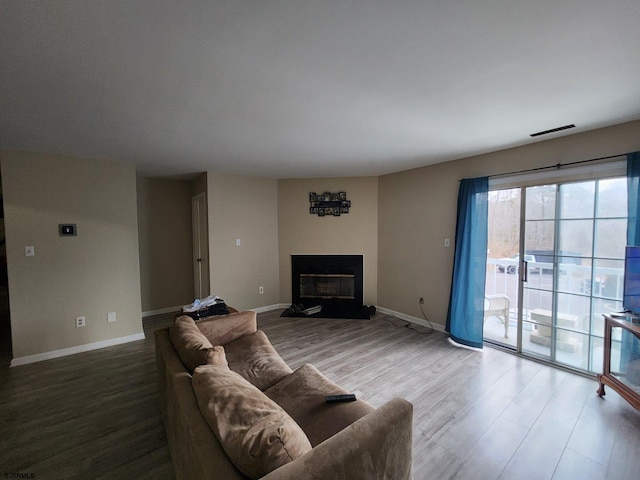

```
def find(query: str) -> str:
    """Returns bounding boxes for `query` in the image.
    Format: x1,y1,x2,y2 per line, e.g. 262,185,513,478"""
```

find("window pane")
526,263,553,291
523,320,550,360
525,220,555,252
593,259,624,301
594,219,626,259
487,189,521,260
591,297,623,337
557,257,591,297
524,289,553,315
526,185,556,220
560,181,595,219
556,330,589,370
597,178,627,218
591,336,604,373
556,292,590,334
485,188,521,349
558,219,593,258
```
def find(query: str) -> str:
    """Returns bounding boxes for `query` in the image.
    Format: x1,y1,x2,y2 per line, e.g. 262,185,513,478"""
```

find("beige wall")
3,120,639,359
278,177,378,306
137,178,193,312
1,151,143,359
207,172,279,310
378,120,640,327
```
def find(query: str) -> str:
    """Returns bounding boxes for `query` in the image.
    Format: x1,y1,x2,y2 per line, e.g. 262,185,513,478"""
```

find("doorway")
484,174,627,374
191,192,209,300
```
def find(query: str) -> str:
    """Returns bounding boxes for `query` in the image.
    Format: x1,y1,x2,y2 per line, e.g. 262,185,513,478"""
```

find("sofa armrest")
261,397,413,480
195,310,257,345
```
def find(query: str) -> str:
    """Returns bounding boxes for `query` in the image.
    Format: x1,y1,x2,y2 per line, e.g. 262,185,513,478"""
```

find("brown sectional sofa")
155,310,413,479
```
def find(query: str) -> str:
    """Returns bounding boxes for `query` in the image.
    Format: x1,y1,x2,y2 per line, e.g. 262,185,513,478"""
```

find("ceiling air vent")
530,124,575,137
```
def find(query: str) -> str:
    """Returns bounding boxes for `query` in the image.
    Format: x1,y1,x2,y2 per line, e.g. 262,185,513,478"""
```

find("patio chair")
484,294,511,338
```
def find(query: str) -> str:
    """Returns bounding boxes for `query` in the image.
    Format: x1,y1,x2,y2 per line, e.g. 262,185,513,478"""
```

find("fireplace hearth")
284,254,369,319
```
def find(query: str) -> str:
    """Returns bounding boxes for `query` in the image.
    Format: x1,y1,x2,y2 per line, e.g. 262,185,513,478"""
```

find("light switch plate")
25,246,35,257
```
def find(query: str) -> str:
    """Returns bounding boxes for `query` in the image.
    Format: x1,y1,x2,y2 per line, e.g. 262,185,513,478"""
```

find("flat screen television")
623,246,640,314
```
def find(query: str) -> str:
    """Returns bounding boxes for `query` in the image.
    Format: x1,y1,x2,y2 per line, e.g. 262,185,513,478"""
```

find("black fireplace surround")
288,254,367,318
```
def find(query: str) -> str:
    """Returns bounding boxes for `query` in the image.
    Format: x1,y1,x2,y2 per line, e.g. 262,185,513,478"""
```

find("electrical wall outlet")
259,286,264,294
107,312,117,323
76,316,86,328
419,297,424,304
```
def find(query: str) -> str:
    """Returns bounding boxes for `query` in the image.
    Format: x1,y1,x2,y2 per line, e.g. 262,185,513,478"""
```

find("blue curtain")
628,151,640,245
446,177,489,348
622,152,640,372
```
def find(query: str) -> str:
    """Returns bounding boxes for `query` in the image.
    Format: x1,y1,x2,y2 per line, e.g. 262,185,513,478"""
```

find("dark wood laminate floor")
1,309,639,479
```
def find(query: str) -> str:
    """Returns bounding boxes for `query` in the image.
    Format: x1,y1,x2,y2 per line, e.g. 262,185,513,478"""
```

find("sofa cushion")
265,363,375,447
169,316,228,372
196,310,257,346
193,365,312,479
224,330,293,391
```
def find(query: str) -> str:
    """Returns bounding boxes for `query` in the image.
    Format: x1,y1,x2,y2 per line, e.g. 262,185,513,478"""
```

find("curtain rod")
487,153,627,179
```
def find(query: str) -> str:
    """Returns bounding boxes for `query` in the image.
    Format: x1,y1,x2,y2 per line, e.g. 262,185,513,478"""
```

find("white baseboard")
10,332,146,367
142,306,182,317
376,306,446,333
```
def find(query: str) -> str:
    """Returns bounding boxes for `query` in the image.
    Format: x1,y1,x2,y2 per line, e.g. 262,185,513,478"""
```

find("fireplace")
289,254,366,318
300,273,355,300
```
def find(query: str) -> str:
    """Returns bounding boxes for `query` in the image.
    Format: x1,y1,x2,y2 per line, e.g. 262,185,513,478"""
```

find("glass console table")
597,314,640,410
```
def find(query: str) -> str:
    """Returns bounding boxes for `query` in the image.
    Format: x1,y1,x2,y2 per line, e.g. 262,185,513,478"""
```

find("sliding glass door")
485,176,627,374
484,188,521,349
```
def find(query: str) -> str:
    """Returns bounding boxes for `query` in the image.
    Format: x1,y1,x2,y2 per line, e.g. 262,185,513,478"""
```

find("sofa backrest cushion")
169,316,229,372
224,330,293,391
193,365,312,479
196,310,258,346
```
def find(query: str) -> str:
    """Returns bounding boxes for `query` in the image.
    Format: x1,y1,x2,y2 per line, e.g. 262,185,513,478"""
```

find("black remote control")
325,394,356,403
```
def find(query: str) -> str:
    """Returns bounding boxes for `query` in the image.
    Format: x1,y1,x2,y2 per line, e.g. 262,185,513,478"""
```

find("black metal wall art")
309,191,351,217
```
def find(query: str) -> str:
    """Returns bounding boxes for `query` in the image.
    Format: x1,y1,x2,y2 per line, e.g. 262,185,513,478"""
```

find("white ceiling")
2,1,640,179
